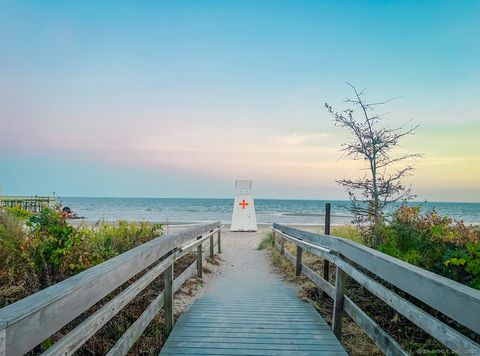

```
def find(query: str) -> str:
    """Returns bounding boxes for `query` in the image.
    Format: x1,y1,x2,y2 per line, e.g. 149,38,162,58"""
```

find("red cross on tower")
239,199,249,209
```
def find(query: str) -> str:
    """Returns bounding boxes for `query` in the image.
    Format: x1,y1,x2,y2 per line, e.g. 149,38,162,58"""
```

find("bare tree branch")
325,84,421,236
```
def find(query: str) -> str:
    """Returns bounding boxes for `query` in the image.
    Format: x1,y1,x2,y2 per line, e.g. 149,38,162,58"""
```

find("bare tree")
325,83,421,233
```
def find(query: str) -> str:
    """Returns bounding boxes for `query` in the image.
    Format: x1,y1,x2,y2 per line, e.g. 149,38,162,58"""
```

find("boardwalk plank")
164,341,345,351
166,331,338,339
167,336,341,344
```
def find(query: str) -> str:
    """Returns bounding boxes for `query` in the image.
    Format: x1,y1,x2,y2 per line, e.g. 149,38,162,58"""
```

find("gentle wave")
60,197,480,225
281,213,351,217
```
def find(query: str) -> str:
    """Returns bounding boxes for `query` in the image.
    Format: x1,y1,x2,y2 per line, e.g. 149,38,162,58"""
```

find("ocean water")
60,197,480,226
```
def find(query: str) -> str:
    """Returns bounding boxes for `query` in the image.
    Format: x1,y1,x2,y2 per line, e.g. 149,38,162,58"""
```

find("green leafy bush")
25,209,76,275
444,242,480,289
373,206,480,289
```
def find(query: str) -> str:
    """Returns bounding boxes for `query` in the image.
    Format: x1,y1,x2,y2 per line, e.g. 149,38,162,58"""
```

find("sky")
0,0,479,201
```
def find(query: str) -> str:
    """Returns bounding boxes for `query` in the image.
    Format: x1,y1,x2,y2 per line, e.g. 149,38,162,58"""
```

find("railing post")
217,229,222,254
209,230,214,259
332,266,346,338
280,237,285,255
324,203,331,282
164,262,174,337
295,246,303,276
196,235,203,278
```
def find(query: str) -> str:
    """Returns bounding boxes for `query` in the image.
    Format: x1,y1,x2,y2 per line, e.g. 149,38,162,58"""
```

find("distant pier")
0,195,58,213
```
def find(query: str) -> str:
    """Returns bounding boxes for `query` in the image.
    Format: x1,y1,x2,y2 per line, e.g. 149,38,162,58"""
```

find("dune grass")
0,208,163,307
257,231,275,250
331,224,364,244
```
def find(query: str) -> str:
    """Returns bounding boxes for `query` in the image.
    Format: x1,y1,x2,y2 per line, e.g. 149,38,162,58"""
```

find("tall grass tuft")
257,231,275,250
331,225,364,244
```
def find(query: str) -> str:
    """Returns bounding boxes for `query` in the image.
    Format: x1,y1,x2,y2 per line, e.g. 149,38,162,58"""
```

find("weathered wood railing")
0,221,222,356
272,223,480,356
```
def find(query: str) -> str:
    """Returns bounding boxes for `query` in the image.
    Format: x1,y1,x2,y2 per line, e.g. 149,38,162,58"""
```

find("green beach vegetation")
0,207,163,308
373,205,480,289
257,231,275,250
259,208,480,290
322,207,480,291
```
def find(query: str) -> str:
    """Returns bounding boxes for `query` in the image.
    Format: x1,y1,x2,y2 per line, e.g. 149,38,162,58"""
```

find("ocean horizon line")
58,196,480,205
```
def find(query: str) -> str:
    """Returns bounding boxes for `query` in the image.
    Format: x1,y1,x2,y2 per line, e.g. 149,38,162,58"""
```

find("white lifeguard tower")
231,180,257,232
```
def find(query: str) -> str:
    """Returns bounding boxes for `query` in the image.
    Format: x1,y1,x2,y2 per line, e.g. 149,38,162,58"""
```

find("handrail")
272,224,480,355
178,226,222,253
272,227,334,254
0,221,222,356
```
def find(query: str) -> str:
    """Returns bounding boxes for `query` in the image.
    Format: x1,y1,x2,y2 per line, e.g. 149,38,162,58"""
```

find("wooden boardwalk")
160,248,346,355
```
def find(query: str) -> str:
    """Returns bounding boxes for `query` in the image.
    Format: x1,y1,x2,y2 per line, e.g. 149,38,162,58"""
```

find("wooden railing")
272,223,480,356
0,221,222,356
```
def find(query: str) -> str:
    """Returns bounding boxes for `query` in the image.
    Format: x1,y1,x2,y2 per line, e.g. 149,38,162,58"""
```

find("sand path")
204,227,270,287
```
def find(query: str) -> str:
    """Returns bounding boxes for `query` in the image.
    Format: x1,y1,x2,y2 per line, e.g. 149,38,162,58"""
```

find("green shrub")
374,206,480,289
444,242,480,289
25,209,76,273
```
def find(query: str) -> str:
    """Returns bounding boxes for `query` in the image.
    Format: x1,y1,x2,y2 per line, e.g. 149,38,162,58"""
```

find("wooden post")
209,234,214,258
332,266,346,338
196,236,203,278
295,246,303,276
280,237,285,255
272,230,276,247
324,203,331,282
217,229,221,254
164,262,174,337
